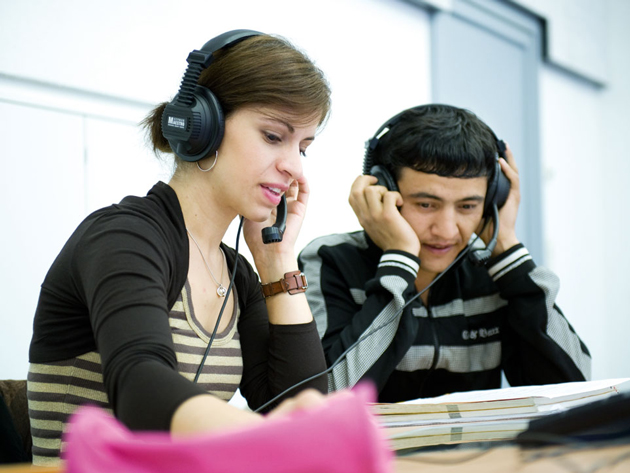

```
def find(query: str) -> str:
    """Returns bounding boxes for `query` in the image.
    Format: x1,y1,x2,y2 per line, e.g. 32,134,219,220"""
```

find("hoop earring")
197,151,219,172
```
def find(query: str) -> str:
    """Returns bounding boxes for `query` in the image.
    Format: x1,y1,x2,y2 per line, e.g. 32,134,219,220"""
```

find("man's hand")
349,175,420,256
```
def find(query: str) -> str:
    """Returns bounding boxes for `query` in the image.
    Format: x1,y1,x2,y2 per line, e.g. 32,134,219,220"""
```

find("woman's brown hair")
142,34,331,165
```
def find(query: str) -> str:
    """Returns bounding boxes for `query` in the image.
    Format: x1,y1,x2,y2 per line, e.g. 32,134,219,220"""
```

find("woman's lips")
261,185,283,206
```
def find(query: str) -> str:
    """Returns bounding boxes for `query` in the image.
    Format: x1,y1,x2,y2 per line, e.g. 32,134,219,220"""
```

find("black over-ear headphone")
362,105,511,266
161,29,262,162
161,29,288,245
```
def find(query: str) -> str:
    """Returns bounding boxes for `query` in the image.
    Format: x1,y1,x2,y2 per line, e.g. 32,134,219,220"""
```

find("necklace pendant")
217,284,227,297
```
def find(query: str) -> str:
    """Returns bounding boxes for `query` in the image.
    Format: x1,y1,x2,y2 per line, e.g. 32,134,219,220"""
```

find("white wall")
1,0,629,384
600,0,630,379
539,0,630,380
0,0,431,379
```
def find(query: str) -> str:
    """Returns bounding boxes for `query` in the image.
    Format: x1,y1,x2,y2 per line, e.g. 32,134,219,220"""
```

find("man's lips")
423,243,456,255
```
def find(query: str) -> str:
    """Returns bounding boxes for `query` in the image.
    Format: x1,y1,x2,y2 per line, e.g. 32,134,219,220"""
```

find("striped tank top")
27,280,243,466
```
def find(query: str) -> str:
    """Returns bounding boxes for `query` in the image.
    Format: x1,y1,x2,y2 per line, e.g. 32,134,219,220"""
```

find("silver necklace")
186,229,227,297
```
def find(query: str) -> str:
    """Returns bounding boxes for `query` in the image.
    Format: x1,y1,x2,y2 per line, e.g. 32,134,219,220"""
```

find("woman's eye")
300,149,308,157
265,132,281,143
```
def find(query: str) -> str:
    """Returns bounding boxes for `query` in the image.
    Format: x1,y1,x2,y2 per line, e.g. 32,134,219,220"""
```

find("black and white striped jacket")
298,231,591,402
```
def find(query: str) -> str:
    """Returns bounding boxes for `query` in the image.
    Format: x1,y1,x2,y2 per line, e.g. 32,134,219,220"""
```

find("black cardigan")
30,182,326,429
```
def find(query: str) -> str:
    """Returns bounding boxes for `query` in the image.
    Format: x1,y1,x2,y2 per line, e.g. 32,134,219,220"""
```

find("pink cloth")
63,383,392,473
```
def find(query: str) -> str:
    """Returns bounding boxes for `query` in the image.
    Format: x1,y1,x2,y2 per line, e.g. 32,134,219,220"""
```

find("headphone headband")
199,29,262,56
363,107,418,175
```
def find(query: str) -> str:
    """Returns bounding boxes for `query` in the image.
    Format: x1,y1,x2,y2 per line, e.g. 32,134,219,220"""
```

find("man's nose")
430,207,459,240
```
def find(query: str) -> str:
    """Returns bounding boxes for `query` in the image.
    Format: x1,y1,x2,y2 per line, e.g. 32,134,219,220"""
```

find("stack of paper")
372,378,630,451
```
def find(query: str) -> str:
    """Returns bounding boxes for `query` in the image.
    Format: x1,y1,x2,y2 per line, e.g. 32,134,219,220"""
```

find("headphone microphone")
467,204,500,265
362,104,511,267
261,195,287,243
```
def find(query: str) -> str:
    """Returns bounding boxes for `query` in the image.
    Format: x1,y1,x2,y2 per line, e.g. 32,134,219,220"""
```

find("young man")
298,104,591,402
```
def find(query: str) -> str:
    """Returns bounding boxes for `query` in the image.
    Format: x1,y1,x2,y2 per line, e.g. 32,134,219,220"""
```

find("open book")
372,378,630,451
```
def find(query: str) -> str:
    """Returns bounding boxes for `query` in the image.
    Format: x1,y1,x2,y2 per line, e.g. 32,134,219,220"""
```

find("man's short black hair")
370,104,500,182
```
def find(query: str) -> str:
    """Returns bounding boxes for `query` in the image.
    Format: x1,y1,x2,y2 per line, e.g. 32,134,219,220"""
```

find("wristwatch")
261,270,308,298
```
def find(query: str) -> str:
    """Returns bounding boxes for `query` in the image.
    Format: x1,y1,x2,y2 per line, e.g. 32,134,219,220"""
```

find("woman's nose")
277,145,304,180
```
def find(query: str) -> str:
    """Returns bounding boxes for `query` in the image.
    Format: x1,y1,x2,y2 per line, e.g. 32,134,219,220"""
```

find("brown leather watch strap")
261,270,308,298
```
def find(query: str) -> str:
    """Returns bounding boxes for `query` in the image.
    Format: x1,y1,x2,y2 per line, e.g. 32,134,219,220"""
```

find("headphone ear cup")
369,165,399,193
483,160,510,217
493,168,511,210
187,85,224,161
363,137,379,175
484,163,498,218
162,85,224,162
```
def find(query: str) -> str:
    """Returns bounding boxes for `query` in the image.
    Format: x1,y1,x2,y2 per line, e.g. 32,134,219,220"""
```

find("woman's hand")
265,388,328,420
242,175,312,326
171,389,329,437
243,175,309,281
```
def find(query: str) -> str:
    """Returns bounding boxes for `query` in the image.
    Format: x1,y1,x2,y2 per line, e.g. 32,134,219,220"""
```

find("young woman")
27,30,331,466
